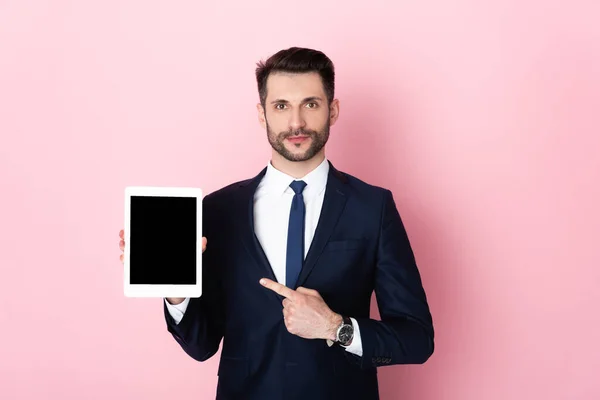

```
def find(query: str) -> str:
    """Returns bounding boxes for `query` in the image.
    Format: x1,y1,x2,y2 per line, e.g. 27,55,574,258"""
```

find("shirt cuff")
164,297,190,325
341,317,363,357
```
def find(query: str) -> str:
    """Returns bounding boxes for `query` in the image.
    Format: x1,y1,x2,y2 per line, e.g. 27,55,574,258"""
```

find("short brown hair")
255,47,335,107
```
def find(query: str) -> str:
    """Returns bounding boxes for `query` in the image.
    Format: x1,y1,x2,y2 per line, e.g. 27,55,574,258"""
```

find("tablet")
123,186,202,298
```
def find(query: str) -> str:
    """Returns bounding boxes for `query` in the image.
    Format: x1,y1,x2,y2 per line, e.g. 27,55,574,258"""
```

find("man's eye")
306,103,317,108
275,104,286,110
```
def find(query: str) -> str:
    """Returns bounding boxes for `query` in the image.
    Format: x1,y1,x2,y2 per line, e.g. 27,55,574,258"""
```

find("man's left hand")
260,278,342,341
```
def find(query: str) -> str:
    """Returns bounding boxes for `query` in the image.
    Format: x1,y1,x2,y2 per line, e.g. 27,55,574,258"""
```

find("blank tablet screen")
129,195,197,285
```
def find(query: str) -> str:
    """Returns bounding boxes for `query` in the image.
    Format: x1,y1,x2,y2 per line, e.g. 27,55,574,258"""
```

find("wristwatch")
332,315,354,347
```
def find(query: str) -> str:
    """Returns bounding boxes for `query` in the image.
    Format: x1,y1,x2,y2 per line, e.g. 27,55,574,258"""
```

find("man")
119,47,434,399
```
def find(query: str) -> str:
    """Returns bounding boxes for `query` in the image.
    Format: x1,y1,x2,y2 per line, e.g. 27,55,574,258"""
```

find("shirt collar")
262,157,329,198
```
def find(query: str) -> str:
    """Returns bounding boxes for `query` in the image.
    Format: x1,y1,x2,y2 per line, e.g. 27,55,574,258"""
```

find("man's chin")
279,149,313,162
286,154,311,162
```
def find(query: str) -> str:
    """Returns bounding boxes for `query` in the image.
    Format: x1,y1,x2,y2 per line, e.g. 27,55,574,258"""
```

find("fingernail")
260,279,265,285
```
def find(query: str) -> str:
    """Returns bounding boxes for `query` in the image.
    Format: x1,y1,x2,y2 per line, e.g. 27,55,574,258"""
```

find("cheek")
305,111,329,127
266,113,287,131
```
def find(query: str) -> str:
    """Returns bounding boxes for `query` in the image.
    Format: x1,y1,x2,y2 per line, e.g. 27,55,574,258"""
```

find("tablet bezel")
123,186,202,298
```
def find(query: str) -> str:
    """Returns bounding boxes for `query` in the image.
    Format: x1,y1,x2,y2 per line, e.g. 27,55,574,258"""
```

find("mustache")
279,129,315,139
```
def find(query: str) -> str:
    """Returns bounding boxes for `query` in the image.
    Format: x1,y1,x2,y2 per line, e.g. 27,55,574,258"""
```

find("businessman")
119,47,434,399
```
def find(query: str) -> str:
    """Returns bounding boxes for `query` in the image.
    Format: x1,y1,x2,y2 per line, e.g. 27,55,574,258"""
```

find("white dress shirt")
165,157,363,356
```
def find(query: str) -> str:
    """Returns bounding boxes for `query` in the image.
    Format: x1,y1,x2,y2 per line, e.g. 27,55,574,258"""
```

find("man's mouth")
286,136,310,143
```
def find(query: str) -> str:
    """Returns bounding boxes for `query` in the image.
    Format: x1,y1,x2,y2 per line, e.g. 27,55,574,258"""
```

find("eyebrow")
270,96,324,104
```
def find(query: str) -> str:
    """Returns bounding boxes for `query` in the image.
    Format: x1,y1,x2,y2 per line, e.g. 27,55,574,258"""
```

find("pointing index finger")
260,278,296,300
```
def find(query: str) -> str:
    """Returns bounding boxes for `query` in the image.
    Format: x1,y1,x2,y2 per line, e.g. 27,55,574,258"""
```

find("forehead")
265,71,326,101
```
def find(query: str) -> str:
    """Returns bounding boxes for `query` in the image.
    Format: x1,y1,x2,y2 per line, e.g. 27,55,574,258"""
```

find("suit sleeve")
352,189,434,368
163,199,225,362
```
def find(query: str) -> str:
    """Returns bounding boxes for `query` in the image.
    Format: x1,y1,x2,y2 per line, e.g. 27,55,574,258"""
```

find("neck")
270,150,326,179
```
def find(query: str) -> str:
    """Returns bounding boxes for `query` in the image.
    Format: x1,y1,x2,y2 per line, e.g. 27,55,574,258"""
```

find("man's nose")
289,109,306,131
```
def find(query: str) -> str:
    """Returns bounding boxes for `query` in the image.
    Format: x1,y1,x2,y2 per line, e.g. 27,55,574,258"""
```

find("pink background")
1,1,599,399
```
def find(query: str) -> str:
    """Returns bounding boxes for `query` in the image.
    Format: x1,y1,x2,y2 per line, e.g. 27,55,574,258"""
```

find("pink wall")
1,1,598,399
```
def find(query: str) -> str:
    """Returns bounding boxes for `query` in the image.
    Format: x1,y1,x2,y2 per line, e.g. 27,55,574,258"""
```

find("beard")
266,119,330,162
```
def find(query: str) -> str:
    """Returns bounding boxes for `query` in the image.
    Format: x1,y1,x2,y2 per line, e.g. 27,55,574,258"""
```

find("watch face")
338,325,353,344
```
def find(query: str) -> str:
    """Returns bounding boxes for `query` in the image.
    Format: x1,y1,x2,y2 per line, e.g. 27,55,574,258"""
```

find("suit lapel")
234,167,279,284
294,161,349,288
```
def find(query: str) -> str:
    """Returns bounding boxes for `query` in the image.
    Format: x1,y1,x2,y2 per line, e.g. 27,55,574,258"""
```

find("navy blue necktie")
286,180,307,288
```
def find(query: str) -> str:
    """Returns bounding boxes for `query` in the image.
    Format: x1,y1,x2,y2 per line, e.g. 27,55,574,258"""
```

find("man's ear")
257,103,266,129
329,99,340,126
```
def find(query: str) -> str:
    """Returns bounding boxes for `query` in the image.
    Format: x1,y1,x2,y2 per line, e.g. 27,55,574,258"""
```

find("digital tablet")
123,186,202,298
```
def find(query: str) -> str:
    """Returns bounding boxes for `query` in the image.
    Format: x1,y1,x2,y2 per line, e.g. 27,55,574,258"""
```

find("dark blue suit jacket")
164,161,434,399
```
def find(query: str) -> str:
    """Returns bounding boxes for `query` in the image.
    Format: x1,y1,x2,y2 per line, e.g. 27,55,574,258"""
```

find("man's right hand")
119,229,207,305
